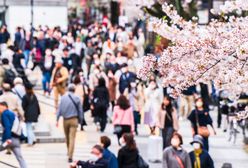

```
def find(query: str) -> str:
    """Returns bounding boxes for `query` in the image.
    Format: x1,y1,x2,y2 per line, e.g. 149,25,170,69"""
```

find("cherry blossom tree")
135,0,248,118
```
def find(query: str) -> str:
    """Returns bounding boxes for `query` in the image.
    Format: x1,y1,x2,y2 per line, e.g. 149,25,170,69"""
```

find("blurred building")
0,0,68,36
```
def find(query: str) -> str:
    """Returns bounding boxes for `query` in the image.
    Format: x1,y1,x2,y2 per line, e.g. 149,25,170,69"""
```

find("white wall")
6,6,68,39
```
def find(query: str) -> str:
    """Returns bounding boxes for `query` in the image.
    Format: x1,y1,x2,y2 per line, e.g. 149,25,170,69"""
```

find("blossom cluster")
138,0,248,100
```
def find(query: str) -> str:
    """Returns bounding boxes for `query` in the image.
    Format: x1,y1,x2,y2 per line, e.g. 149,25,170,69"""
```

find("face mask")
131,83,136,88
171,138,180,147
193,143,201,150
88,154,99,162
196,101,203,108
119,138,126,146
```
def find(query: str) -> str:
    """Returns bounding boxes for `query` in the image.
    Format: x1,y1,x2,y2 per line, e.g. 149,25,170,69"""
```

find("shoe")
223,129,227,132
68,158,73,163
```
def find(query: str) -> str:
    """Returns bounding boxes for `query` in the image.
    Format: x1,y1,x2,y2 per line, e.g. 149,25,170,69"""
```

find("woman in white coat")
144,79,163,134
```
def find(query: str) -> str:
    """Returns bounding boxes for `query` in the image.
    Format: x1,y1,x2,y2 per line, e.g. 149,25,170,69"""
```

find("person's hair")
93,144,104,154
100,136,111,149
98,78,106,87
195,97,206,110
0,101,8,108
161,96,173,114
2,58,9,65
123,133,137,150
25,87,34,95
171,132,183,145
116,95,130,110
73,75,81,85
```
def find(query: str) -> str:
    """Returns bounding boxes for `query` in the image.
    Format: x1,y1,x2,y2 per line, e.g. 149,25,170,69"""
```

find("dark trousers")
203,137,209,152
117,125,131,145
161,127,174,149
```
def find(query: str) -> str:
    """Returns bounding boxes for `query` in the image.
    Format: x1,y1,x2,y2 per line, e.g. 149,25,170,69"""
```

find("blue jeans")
24,50,30,67
42,72,51,92
26,122,36,145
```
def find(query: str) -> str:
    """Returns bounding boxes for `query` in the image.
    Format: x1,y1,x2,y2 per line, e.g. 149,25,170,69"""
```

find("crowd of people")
0,19,239,168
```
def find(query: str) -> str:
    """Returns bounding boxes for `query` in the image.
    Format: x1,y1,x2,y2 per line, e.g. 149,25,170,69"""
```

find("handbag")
11,116,22,136
195,110,210,138
113,111,126,134
137,154,149,168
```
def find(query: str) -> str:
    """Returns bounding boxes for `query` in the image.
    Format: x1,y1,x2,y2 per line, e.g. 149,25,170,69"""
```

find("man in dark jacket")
71,145,108,168
0,101,27,168
119,63,136,94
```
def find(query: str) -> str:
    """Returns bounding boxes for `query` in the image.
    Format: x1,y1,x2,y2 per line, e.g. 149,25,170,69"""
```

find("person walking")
157,96,179,149
92,78,110,132
189,135,214,168
163,132,192,168
56,84,83,163
144,79,163,135
188,97,216,152
117,133,139,168
113,95,134,145
22,84,40,146
50,57,69,110
100,136,118,168
0,101,27,168
12,77,26,100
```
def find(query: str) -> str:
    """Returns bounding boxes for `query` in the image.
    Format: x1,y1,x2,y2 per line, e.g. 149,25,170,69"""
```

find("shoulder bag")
195,110,210,138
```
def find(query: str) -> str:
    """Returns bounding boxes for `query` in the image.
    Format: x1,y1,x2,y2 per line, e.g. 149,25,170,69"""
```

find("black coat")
93,86,110,117
22,94,40,122
118,146,138,168
189,150,214,168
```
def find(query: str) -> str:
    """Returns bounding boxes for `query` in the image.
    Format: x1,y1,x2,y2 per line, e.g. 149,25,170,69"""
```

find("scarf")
194,149,202,168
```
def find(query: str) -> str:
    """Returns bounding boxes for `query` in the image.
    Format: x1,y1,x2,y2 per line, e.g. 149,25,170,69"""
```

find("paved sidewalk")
0,92,247,168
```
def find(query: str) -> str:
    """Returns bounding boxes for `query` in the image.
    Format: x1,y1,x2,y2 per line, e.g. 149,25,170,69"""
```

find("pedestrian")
70,145,108,168
0,58,16,87
117,133,139,168
163,132,192,168
22,84,40,146
189,135,214,168
56,84,83,163
107,70,117,110
144,79,163,135
118,63,136,94
92,78,110,132
157,96,179,149
12,77,26,100
41,48,55,96
124,80,140,135
0,83,24,120
100,136,118,168
188,97,216,152
50,57,69,110
179,85,196,120
113,95,134,145
0,101,27,168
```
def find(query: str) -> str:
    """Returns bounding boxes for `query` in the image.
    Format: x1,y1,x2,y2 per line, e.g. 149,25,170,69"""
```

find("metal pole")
30,0,34,48
3,0,6,25
208,0,213,22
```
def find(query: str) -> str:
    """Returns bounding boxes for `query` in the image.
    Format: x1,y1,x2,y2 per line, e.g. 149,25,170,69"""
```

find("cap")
54,57,63,64
14,77,23,85
190,135,204,146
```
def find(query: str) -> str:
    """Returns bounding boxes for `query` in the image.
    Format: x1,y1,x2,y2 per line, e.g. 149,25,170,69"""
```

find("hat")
54,57,63,64
68,83,76,92
14,77,23,85
190,135,204,146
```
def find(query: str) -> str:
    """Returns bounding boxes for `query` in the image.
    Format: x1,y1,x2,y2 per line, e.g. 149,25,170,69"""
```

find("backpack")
3,68,16,86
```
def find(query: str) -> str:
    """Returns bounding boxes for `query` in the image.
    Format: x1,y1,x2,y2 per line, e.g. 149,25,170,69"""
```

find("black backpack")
3,68,16,86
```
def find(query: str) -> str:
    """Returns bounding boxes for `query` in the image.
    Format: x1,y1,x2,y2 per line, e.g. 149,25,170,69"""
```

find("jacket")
119,72,136,94
77,158,108,168
1,109,16,143
112,106,134,132
0,92,24,120
189,150,214,168
163,146,192,168
118,146,138,168
22,94,40,123
50,66,69,88
157,107,179,130
103,148,118,168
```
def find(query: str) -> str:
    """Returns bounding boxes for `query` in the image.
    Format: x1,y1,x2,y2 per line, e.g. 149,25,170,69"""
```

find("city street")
0,84,247,168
